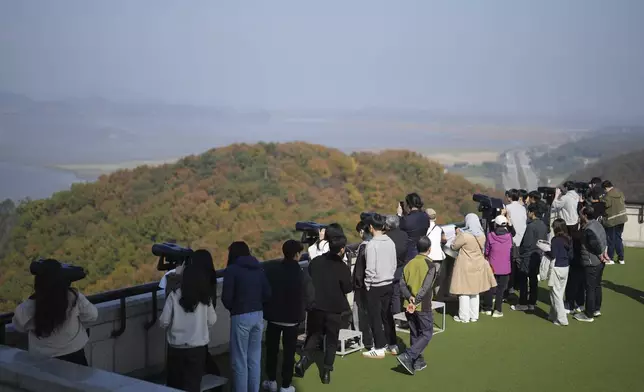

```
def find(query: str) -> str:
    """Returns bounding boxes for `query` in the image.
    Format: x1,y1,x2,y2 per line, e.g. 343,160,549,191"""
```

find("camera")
30,258,86,283
565,181,590,198
538,186,557,205
472,194,504,232
152,242,193,271
295,221,328,246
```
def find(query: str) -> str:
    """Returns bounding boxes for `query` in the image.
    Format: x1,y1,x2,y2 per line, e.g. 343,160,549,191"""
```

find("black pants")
354,287,373,348
391,267,404,314
167,345,207,392
566,264,586,310
302,310,342,371
365,284,396,349
55,348,88,366
595,263,605,311
483,274,509,312
265,322,298,388
584,264,603,317
517,267,538,306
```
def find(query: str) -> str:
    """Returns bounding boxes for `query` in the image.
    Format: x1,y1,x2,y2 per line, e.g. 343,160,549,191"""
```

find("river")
0,161,85,202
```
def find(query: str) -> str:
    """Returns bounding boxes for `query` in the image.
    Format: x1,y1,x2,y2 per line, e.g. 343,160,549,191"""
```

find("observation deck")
2,201,644,392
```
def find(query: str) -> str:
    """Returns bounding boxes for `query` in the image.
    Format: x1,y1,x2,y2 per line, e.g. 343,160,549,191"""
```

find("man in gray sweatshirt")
362,213,398,359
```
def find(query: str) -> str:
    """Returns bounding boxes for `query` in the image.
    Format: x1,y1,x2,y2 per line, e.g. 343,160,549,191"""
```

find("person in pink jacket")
482,215,513,318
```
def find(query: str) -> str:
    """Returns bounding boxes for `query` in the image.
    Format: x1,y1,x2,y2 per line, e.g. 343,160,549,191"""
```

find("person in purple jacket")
481,215,513,318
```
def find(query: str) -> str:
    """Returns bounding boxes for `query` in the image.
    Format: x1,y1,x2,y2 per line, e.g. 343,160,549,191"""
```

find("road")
502,149,539,191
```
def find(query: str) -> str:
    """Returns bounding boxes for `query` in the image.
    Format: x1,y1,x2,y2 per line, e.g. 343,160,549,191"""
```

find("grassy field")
211,247,643,392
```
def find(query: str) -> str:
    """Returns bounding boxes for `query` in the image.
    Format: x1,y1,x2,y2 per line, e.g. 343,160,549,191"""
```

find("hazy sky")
1,0,643,118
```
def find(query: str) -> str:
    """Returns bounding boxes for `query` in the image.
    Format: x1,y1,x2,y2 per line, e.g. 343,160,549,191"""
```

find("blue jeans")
605,224,625,261
230,311,264,392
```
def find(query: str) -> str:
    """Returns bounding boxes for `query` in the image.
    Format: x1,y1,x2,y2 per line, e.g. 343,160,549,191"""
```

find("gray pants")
548,266,570,325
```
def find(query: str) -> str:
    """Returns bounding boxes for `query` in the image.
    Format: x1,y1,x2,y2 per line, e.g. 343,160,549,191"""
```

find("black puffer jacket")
264,259,314,324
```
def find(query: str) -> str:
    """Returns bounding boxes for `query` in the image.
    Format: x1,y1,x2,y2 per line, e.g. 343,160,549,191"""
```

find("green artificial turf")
287,247,644,392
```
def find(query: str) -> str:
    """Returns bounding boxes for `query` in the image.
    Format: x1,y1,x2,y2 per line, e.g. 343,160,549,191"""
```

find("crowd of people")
10,179,629,392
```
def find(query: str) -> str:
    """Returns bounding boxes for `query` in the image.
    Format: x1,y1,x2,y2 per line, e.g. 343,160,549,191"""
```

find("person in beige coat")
450,214,497,323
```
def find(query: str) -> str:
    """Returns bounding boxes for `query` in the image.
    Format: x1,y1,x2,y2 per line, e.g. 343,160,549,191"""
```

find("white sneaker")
618,260,625,265
564,308,571,314
362,348,386,359
453,316,470,323
593,310,602,317
553,321,568,327
492,312,504,318
262,380,278,392
481,310,492,316
605,260,615,265
511,305,529,311
386,345,399,355
280,386,296,392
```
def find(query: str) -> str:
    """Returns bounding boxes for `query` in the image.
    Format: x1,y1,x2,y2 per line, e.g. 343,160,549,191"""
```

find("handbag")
537,240,554,281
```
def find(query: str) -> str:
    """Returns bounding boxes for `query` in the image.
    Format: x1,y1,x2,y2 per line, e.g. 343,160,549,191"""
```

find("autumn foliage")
0,142,490,311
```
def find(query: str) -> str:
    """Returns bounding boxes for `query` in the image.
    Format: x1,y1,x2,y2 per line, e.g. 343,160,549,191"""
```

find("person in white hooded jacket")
552,183,581,227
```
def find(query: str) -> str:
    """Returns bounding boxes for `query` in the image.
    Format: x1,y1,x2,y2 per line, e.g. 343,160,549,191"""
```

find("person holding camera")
363,213,398,358
552,182,581,229
397,193,430,262
450,214,497,323
13,259,98,366
295,232,352,385
602,180,628,265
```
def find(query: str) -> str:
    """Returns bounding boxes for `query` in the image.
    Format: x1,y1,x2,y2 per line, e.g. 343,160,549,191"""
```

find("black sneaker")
396,352,415,375
413,358,427,371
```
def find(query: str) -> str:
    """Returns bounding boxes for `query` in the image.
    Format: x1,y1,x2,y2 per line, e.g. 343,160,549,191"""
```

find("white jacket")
159,289,217,348
552,190,580,226
426,222,446,261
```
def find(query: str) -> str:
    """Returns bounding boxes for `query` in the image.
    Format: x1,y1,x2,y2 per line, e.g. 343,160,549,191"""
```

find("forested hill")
0,142,490,311
568,149,644,201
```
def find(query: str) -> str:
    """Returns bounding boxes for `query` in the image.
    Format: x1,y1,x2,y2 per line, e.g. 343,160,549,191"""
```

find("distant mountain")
0,142,491,311
531,126,644,179
567,149,644,201
0,93,271,165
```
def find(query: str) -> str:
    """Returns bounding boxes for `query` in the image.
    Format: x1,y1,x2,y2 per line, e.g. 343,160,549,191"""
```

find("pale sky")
1,0,643,119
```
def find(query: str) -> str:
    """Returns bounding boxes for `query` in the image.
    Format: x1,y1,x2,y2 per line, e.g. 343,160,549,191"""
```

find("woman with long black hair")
13,259,98,366
160,262,217,392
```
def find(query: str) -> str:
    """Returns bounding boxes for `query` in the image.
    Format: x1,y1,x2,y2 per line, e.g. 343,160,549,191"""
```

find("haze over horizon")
1,0,643,122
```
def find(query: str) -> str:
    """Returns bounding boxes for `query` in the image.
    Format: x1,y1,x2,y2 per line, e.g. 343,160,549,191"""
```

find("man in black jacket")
511,203,548,311
295,232,352,385
386,214,410,318
263,240,314,392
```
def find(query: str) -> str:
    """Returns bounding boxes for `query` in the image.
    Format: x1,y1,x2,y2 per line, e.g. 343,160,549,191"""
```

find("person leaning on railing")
159,261,217,392
602,180,628,265
12,259,98,366
161,249,221,377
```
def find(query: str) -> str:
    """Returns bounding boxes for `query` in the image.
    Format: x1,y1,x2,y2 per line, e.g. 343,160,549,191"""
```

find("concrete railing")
4,283,230,379
0,345,179,392
623,202,644,247
2,259,313,381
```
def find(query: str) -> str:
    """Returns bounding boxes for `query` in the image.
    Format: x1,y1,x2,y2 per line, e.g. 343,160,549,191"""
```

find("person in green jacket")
602,180,628,264
396,236,438,375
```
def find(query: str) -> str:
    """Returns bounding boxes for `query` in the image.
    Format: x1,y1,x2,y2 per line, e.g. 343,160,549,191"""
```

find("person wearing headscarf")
449,214,497,323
